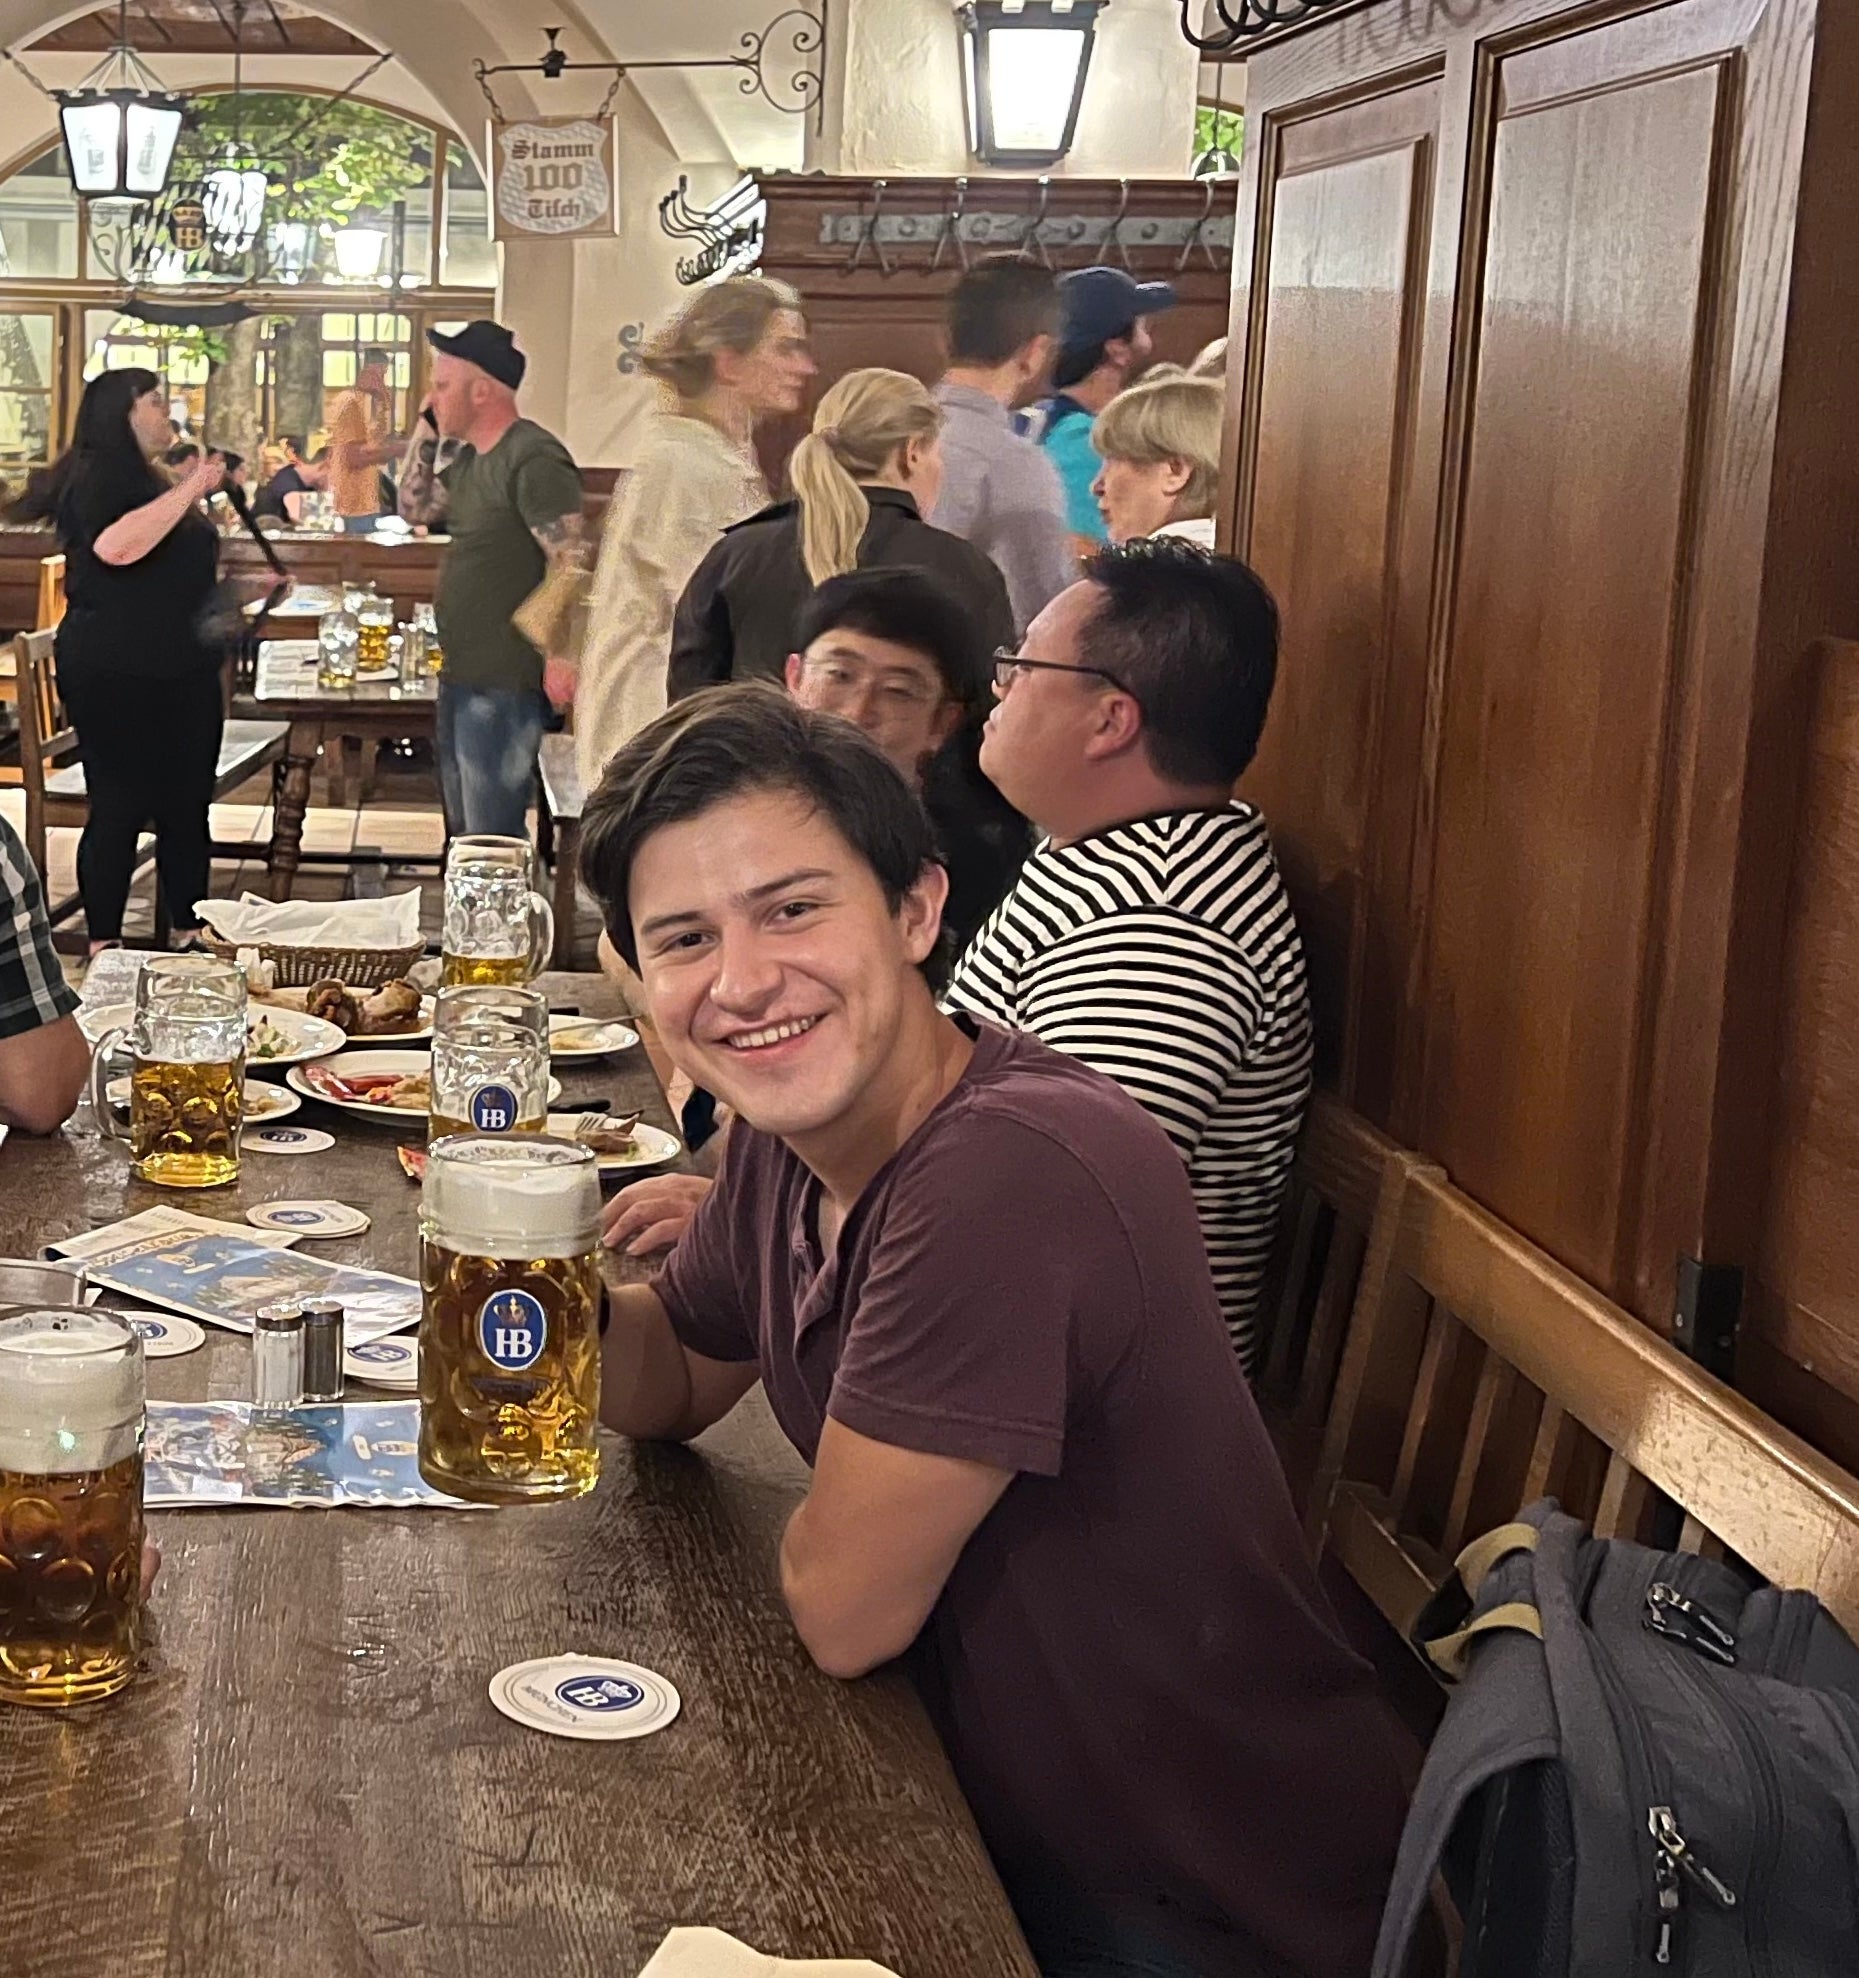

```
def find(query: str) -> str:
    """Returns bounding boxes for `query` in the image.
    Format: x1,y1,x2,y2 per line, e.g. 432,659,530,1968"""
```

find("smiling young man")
579,686,1404,1978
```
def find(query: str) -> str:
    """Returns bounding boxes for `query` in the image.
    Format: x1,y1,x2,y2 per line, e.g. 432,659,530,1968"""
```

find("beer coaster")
246,1200,371,1238
342,1335,418,1389
247,1125,336,1155
489,1656,681,1742
124,1312,205,1359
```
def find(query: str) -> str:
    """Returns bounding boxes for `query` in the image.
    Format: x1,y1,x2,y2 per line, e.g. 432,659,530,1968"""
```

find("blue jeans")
436,682,546,839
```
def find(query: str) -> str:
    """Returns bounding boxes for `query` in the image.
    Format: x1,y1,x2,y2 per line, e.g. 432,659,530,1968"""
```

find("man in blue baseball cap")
1023,265,1176,552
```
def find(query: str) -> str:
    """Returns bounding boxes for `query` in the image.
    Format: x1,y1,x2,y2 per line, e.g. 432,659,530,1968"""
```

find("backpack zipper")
1588,1625,1676,1968
1645,1582,1738,1666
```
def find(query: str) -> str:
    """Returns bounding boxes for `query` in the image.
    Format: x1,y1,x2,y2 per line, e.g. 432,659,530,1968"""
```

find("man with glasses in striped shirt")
947,538,1311,1368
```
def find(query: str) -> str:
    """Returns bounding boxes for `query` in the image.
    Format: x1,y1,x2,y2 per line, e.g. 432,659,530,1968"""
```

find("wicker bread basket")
201,934,425,990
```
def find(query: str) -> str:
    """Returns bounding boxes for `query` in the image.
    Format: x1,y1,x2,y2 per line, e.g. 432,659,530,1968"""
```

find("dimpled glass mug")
440,836,553,987
90,955,247,1188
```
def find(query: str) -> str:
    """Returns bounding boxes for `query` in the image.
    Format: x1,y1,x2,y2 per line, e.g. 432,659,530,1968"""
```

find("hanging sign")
490,116,619,239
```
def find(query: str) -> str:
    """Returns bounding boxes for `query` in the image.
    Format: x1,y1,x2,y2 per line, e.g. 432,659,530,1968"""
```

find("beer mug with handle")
89,955,247,1187
418,1135,602,1504
0,1309,145,1707
429,984,550,1141
441,835,553,986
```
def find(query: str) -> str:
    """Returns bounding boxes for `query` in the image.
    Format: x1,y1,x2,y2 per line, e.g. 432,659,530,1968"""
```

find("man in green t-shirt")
427,320,586,837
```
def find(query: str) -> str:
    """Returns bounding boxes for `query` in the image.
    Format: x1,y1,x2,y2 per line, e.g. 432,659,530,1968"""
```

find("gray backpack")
1372,1498,1859,1976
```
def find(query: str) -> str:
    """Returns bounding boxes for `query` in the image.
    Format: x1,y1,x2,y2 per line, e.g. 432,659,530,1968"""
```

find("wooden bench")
12,631,293,940
536,730,583,971
1251,1095,1442,1518
1309,1158,1859,1657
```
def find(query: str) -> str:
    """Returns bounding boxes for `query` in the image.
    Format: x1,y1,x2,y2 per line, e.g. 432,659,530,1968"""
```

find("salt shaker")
252,1302,305,1415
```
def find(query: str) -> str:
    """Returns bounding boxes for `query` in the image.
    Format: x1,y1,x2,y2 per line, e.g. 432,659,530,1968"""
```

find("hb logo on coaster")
557,1675,644,1713
470,1084,519,1132
480,1288,546,1371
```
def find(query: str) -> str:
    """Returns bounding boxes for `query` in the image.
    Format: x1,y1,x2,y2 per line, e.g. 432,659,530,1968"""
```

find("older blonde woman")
573,277,814,793
667,366,1013,695
1090,374,1224,547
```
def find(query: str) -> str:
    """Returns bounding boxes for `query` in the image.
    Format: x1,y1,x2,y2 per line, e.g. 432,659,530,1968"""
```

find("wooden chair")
34,554,64,631
1310,1162,1859,1653
537,731,584,970
1251,1093,1443,1517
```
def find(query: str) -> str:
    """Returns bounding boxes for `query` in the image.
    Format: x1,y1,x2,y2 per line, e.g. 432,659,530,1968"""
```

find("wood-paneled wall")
1224,0,1859,1460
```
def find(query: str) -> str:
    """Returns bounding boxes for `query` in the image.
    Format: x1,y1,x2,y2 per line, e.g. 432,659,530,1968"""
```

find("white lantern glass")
985,26,1087,156
123,97,184,197
203,166,268,253
332,226,386,279
59,99,122,196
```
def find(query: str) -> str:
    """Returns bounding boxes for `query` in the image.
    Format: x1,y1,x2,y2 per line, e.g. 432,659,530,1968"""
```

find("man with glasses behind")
786,567,1029,954
949,538,1311,1370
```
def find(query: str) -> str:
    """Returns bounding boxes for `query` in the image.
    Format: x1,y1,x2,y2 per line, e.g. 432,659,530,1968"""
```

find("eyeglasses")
801,656,946,712
993,648,1141,705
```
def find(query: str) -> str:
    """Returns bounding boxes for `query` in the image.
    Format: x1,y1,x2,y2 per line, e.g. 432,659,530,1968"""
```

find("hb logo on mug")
479,1289,547,1372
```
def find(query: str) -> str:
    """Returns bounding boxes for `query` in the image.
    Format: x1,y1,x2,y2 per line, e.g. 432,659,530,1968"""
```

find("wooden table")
0,973,1033,1978
235,639,440,901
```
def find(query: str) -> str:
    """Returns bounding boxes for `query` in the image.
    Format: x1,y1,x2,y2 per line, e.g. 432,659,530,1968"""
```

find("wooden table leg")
265,720,318,901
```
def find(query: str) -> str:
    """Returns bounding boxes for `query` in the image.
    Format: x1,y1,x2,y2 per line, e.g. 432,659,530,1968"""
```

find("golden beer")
90,956,248,1190
428,1106,547,1142
0,1310,145,1708
439,951,531,988
130,1056,243,1187
418,1136,602,1504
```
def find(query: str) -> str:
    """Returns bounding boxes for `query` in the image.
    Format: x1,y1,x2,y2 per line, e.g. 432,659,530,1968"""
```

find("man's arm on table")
601,1283,759,1444
780,1419,1011,1679
602,1285,1012,1681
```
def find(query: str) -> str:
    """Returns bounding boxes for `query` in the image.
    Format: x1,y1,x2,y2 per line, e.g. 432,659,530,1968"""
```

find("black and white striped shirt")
945,805,1312,1366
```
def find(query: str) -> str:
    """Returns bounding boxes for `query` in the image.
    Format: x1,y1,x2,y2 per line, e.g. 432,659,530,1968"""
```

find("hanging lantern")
202,162,268,255
55,0,185,200
957,0,1106,168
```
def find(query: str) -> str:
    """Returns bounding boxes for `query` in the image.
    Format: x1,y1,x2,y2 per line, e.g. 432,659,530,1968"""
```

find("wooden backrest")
11,629,72,882
1312,1163,1859,1651
34,554,64,631
1251,1094,1441,1514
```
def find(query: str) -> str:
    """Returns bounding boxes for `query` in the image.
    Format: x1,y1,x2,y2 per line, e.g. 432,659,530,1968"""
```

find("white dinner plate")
104,1076,300,1123
254,993,436,1047
543,1116,682,1174
548,1014,640,1058
288,1049,563,1121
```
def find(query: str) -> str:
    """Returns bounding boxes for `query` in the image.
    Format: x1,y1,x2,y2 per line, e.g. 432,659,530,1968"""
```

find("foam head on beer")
0,1309,144,1475
421,1134,600,1260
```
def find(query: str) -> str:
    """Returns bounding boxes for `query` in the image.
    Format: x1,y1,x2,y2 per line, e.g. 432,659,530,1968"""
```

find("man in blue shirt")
1022,266,1177,552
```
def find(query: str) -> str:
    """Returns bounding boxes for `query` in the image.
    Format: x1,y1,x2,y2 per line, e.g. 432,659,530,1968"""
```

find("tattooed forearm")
530,510,589,573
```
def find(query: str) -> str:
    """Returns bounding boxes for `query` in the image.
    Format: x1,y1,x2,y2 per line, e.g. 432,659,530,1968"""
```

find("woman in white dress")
1090,374,1224,549
573,278,815,792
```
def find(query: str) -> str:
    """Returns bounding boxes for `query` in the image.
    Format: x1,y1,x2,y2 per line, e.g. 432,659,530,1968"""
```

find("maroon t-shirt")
656,1022,1405,1975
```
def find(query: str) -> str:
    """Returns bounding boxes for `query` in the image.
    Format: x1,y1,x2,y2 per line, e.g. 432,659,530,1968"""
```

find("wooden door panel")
1239,81,1438,1091
1417,51,1730,1296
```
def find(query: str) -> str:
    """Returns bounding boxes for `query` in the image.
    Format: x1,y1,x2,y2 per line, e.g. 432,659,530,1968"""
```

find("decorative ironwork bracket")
1177,0,1351,52
476,8,827,132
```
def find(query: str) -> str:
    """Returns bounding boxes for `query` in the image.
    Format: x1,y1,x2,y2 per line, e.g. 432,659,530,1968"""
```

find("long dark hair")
6,366,164,535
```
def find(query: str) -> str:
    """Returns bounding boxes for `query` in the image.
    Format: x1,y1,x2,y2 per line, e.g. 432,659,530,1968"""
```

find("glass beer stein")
440,835,553,986
0,1309,146,1707
90,955,247,1188
355,587,395,674
417,1136,602,1504
429,985,550,1142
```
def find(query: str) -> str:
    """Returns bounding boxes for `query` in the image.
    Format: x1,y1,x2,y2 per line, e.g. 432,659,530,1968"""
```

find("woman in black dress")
11,369,227,955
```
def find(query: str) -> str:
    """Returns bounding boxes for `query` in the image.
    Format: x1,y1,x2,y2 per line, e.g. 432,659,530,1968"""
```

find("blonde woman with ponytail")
667,367,1014,698
574,277,813,792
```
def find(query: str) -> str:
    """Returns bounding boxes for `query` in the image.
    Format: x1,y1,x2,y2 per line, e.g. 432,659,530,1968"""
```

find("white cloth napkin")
637,1928,900,1978
194,890,422,949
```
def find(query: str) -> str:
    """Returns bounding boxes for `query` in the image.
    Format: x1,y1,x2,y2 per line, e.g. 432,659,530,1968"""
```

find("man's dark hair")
361,347,391,371
1077,539,1280,786
793,567,991,712
1052,338,1114,392
945,256,1059,366
278,432,307,455
579,683,948,980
